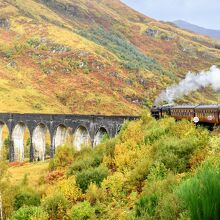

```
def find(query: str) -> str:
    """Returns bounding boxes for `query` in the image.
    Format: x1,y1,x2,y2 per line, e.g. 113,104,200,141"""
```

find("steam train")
151,104,220,125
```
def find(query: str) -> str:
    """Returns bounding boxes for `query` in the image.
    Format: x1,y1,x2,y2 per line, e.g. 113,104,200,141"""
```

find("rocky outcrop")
0,17,10,30
40,0,92,21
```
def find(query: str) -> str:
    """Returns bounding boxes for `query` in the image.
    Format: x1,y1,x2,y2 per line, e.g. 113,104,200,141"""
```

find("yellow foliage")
101,172,126,199
113,120,150,172
119,120,144,147
46,176,83,203
85,183,104,205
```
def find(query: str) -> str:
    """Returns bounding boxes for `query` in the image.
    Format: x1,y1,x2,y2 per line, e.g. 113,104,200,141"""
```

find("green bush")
14,189,40,210
27,37,41,48
68,155,102,176
135,174,179,219
10,206,47,220
153,135,205,173
136,194,159,217
70,201,95,220
42,192,69,220
76,166,108,192
147,162,169,182
67,146,106,176
154,192,185,220
49,145,75,170
68,157,98,175
104,138,118,158
4,49,13,58
3,136,10,160
128,157,152,185
177,162,220,220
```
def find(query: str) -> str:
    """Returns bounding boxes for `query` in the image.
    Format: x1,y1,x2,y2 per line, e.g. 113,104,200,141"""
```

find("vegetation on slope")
3,113,220,219
0,0,220,114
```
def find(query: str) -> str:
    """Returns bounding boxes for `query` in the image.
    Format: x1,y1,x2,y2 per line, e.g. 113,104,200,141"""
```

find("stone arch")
54,124,68,149
73,125,91,151
32,123,49,161
116,124,122,134
12,122,30,161
0,121,9,159
94,127,109,147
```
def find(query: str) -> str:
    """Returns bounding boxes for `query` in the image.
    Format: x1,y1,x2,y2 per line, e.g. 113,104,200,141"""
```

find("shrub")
143,118,175,145
14,189,41,210
67,146,106,176
49,145,75,171
135,174,178,219
154,192,185,220
101,172,126,199
70,201,95,220
76,166,108,192
42,192,69,220
3,136,9,160
52,176,83,203
147,162,169,182
45,170,65,184
68,157,95,175
104,138,118,158
68,154,103,175
177,162,220,220
136,194,159,217
128,156,152,186
86,183,104,205
10,206,47,220
209,135,220,154
2,185,17,218
153,135,205,173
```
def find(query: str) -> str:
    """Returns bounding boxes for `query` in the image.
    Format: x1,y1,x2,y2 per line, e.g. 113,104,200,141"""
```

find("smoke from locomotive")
154,65,220,105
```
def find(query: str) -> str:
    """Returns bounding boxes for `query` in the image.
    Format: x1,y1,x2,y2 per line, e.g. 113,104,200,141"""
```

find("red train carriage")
171,105,195,121
194,105,220,124
151,104,220,125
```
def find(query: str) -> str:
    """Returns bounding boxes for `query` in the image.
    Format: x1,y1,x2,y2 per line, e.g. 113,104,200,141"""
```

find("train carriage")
151,104,220,126
171,105,196,121
194,105,220,124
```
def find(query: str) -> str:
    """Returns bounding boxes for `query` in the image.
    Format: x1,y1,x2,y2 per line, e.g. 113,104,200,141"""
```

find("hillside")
0,0,220,114
173,20,220,41
5,115,220,219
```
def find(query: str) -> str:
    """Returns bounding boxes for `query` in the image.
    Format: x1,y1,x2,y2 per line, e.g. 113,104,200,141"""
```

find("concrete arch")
73,125,91,151
12,122,30,161
94,127,109,147
32,123,48,161
54,124,68,149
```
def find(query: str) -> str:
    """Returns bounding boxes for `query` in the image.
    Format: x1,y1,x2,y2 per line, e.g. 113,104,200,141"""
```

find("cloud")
122,0,220,29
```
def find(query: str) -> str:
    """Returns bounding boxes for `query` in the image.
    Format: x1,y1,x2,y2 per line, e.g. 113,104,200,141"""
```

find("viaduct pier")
0,113,138,162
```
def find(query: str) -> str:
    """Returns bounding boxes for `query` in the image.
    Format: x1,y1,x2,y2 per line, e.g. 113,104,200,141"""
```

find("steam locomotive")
151,104,220,124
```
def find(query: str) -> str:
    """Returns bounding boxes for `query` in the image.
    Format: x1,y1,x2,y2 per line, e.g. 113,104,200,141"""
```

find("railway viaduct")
0,113,137,162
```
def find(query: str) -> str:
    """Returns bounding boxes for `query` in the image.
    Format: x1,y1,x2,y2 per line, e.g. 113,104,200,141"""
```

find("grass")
177,162,220,220
8,160,49,187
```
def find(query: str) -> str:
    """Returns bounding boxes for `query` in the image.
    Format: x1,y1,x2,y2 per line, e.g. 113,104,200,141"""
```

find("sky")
121,0,220,30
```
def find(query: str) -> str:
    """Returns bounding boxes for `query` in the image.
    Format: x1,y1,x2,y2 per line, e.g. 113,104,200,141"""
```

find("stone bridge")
0,113,138,162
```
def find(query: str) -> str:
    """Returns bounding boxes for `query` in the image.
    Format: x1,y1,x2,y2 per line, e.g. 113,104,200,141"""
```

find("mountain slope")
173,20,220,41
0,0,220,114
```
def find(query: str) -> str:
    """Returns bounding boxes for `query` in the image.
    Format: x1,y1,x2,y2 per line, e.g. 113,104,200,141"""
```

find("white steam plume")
154,65,220,105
